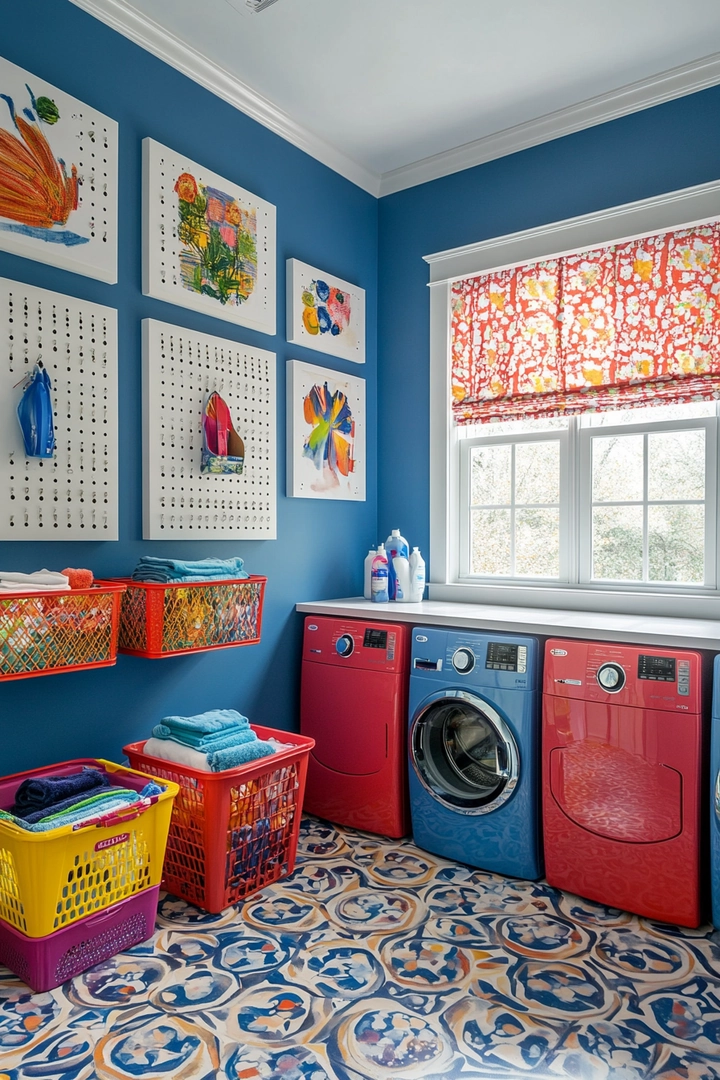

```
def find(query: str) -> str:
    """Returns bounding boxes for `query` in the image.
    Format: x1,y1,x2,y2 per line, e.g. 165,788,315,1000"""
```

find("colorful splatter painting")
143,139,276,335
287,360,366,500
287,259,365,363
0,56,118,282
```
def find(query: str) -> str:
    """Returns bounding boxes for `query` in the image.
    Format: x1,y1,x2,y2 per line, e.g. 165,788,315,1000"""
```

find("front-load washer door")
410,689,519,815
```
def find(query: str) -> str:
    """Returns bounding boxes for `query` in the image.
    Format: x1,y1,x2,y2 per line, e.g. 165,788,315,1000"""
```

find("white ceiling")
74,0,720,195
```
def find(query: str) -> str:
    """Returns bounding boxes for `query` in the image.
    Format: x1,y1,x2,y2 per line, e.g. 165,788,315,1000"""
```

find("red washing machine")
543,639,704,927
300,616,410,837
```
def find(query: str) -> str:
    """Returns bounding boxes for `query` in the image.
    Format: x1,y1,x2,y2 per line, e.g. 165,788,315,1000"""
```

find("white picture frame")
287,360,366,501
286,258,365,363
143,138,276,334
0,56,118,283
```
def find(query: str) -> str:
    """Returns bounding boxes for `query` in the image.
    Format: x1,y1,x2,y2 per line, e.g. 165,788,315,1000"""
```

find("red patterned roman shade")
450,223,720,424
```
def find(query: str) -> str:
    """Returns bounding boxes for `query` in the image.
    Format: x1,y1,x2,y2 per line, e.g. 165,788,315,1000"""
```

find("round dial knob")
335,634,354,657
597,663,625,693
452,647,475,674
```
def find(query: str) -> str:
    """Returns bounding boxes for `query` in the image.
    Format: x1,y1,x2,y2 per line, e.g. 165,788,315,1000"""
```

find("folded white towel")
0,582,71,592
143,737,213,772
0,570,70,593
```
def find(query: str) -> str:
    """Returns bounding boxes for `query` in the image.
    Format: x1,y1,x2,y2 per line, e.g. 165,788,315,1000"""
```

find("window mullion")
642,432,649,584
510,444,516,577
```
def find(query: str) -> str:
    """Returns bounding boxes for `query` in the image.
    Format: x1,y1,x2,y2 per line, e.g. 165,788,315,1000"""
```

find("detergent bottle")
363,548,375,600
384,529,409,600
392,555,411,601
370,544,389,603
408,548,426,603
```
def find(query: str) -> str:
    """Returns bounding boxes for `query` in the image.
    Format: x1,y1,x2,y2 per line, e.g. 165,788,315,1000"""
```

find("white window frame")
425,178,720,618
459,430,569,582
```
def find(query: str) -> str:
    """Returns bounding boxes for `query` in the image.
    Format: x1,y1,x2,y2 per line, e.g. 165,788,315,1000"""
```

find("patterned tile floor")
1,815,720,1079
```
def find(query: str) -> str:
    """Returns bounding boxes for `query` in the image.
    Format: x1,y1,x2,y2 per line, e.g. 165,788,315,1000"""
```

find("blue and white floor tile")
1,816,719,1079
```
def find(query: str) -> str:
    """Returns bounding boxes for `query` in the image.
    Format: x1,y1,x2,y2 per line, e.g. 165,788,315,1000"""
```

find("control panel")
543,639,701,711
486,642,527,673
303,616,406,673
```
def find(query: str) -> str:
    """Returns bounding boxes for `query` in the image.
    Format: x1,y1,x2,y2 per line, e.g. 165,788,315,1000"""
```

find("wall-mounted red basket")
0,582,126,681
115,576,266,658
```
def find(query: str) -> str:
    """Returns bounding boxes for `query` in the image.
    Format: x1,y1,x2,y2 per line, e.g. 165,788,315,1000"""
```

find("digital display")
363,628,387,650
486,642,519,671
638,655,676,682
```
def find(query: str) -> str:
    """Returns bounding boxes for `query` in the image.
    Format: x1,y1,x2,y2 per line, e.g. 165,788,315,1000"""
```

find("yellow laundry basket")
0,758,178,937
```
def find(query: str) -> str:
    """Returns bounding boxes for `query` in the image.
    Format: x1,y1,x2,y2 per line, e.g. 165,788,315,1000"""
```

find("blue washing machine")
712,656,720,928
408,626,542,880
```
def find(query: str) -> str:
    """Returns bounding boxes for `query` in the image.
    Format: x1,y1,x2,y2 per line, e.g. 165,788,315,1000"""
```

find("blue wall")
377,86,720,564
0,0,378,773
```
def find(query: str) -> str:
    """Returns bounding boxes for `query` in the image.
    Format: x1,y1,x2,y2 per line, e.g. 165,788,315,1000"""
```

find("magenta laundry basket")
0,886,160,993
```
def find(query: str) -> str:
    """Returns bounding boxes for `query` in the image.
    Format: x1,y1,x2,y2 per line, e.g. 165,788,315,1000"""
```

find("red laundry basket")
124,727,314,912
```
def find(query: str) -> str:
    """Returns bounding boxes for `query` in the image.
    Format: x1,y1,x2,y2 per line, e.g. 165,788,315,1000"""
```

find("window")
425,179,720,616
458,403,717,590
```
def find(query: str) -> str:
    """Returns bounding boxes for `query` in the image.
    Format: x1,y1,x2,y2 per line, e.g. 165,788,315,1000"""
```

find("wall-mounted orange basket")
0,582,126,681
115,576,266,659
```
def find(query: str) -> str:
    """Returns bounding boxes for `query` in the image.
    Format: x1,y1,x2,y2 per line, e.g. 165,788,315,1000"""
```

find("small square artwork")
287,360,365,500
0,56,118,282
286,258,365,363
143,138,276,334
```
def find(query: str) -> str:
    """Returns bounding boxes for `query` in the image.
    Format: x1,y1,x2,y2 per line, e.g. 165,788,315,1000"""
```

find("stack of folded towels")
0,569,70,593
132,557,248,584
144,709,276,773
0,766,164,832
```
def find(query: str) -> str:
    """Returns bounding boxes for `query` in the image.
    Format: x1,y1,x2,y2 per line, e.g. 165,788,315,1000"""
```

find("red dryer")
300,616,410,837
543,639,703,927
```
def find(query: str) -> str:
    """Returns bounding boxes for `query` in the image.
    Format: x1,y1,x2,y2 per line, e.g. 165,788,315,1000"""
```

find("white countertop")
295,597,720,650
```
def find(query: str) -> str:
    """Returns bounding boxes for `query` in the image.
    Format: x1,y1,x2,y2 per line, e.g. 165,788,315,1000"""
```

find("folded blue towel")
12,767,109,815
132,557,248,583
159,709,249,734
155,710,249,747
152,725,256,752
207,739,275,772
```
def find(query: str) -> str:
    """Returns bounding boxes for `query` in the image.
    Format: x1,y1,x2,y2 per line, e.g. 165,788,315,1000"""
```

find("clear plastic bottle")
370,544,389,603
408,547,426,603
363,548,376,600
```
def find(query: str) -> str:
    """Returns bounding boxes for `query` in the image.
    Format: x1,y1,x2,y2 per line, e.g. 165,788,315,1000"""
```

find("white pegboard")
0,57,118,283
142,138,276,334
0,277,118,540
142,319,276,540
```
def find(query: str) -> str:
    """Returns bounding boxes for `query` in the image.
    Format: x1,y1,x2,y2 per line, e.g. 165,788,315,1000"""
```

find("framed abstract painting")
286,258,365,363
143,138,276,334
0,56,118,282
287,360,366,500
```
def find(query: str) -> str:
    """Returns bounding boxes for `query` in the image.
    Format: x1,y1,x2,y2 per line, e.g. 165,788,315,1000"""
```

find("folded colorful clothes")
4,783,161,832
13,767,109,815
132,557,248,583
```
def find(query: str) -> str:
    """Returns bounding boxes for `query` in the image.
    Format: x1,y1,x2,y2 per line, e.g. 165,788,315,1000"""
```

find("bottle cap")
391,529,400,536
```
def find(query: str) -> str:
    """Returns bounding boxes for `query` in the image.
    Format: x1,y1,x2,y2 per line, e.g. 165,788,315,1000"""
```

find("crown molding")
68,1,720,200
68,0,382,196
380,51,720,197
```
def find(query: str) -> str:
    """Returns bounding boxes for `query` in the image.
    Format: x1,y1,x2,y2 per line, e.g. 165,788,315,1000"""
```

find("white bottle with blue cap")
384,528,409,600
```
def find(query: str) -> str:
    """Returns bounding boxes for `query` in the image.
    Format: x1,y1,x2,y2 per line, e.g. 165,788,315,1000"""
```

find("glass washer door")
411,689,519,816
